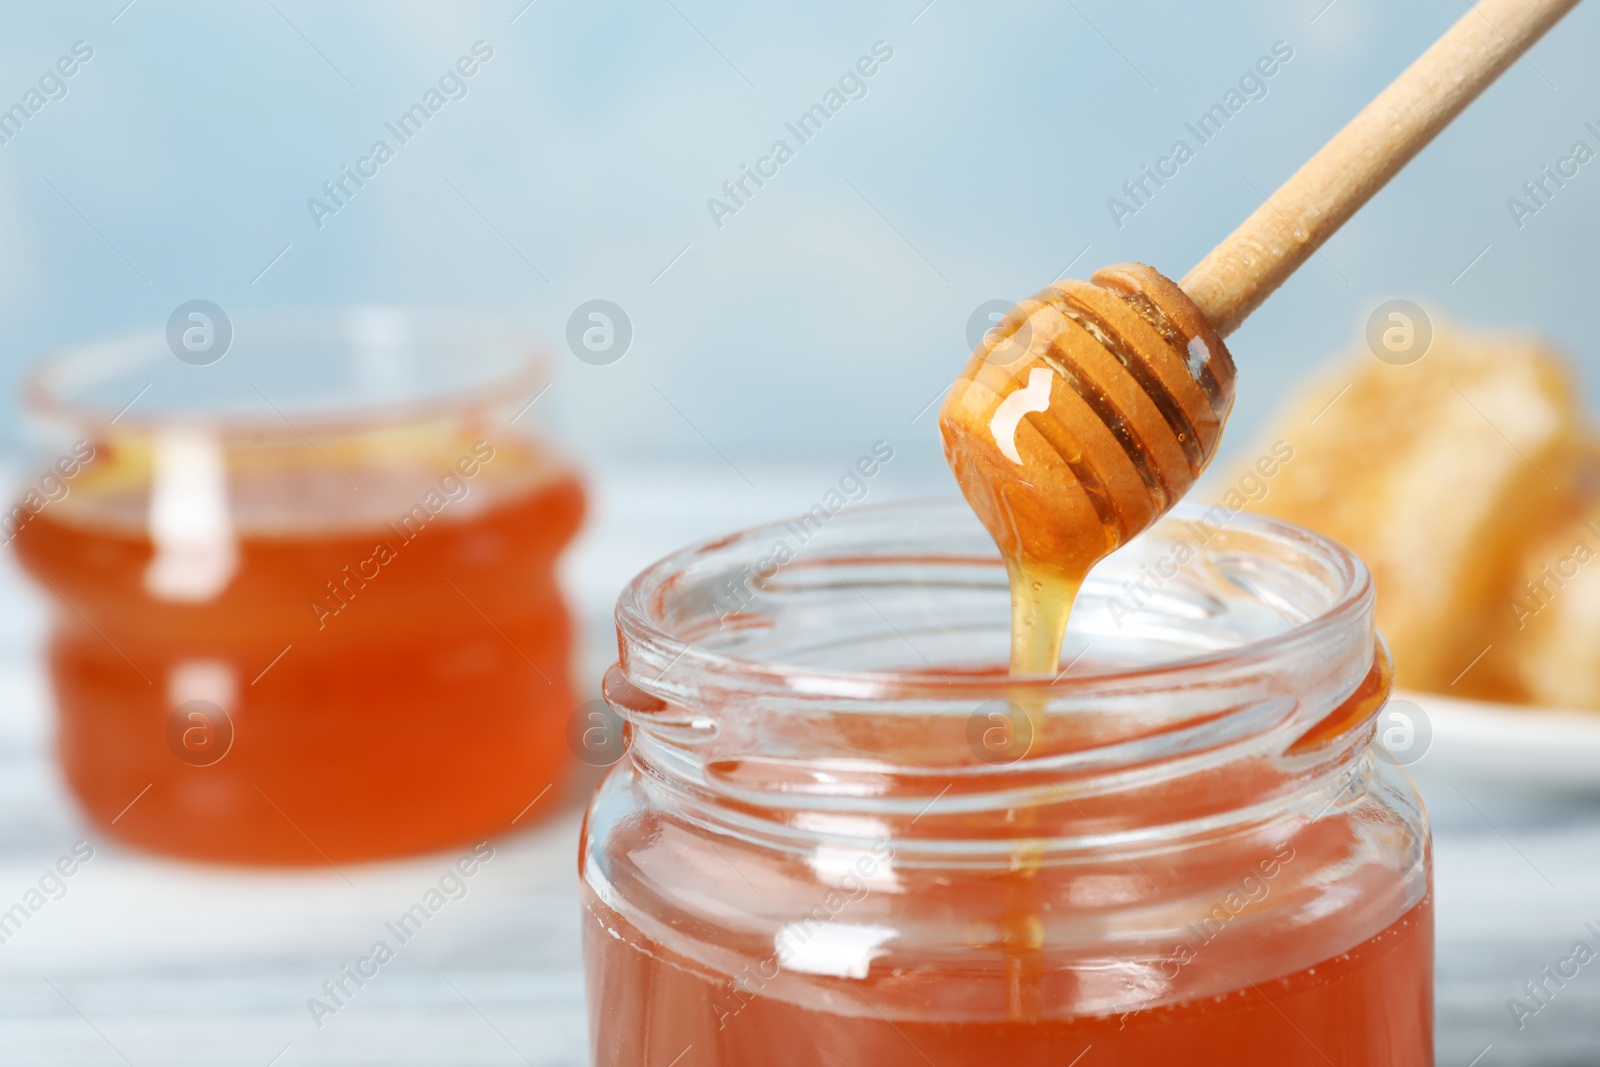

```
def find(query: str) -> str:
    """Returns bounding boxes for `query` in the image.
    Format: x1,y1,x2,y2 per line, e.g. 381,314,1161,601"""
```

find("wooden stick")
1181,0,1581,337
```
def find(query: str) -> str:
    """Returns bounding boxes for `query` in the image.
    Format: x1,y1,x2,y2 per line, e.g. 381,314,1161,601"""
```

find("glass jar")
580,499,1431,1065
12,308,584,864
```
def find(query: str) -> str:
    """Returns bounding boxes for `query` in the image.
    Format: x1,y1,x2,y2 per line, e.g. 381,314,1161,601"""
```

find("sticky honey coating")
939,262,1236,676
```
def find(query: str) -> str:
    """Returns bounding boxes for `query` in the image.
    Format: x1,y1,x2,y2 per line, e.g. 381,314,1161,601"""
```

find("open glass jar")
581,499,1431,1065
13,309,583,864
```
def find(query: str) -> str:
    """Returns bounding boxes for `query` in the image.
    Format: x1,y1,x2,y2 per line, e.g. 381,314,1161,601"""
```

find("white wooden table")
0,466,1595,1065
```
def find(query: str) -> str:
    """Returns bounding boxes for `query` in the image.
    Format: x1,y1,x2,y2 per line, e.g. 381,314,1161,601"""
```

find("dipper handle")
1182,0,1581,337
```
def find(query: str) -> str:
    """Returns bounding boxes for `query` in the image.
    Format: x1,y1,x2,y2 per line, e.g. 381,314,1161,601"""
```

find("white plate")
1397,688,1600,792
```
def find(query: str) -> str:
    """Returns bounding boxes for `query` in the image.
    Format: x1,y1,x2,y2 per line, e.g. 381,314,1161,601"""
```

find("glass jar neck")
606,501,1382,864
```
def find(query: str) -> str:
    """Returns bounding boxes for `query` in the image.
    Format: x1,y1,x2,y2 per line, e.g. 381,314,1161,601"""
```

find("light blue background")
0,0,1596,483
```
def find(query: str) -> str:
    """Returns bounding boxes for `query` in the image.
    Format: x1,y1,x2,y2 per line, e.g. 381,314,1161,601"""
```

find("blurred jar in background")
11,309,584,864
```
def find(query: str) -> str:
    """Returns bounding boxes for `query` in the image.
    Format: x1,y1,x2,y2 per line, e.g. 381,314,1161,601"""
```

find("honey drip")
939,263,1238,1020
941,263,1235,674
1007,564,1084,677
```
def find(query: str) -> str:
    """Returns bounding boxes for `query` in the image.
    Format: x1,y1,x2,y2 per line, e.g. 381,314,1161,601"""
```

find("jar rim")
23,306,550,437
615,497,1373,701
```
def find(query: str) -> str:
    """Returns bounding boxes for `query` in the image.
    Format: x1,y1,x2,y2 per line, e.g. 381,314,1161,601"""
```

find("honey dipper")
940,0,1582,675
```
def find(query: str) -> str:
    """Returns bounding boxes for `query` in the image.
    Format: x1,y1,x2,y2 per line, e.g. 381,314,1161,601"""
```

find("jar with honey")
581,499,1431,1064
12,309,584,864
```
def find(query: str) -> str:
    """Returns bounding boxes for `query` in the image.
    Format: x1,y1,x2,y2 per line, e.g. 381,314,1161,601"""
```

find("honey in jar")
14,311,584,863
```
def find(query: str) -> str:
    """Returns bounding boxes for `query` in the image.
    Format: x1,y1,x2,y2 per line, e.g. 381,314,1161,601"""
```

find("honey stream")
939,266,1238,1022
1000,560,1094,1020
942,428,1129,1020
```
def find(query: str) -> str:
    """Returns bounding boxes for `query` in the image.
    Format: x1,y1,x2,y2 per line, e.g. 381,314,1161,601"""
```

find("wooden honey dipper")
940,0,1582,676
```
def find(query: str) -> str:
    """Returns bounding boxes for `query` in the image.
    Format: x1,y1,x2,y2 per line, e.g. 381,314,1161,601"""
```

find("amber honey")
584,886,1431,1065
14,436,583,864
584,656,1432,1066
